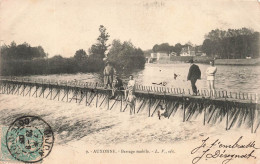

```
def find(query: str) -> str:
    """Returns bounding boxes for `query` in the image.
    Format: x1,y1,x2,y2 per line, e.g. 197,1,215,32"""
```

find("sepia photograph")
0,0,260,163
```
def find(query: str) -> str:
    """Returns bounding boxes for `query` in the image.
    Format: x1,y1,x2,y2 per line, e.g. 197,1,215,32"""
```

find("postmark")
5,116,54,163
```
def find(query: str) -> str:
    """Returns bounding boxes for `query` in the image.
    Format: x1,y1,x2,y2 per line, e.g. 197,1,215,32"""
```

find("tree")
174,43,182,55
89,25,110,59
108,40,145,71
152,44,159,52
88,45,103,58
152,42,183,55
202,28,259,59
152,43,171,53
31,46,47,59
73,49,88,72
74,49,87,60
0,42,47,60
202,39,213,56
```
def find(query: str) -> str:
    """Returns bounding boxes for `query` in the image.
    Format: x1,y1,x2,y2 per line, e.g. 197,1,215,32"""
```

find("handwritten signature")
191,136,259,164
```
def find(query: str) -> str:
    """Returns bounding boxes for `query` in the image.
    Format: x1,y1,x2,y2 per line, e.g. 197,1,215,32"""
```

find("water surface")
23,63,260,94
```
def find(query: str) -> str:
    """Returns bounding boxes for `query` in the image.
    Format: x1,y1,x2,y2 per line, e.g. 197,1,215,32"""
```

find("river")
22,63,260,94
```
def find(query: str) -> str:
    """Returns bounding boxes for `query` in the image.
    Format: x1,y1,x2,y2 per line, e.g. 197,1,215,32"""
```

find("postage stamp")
2,116,54,163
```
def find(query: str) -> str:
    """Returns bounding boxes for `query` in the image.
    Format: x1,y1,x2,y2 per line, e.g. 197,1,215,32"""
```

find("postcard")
0,0,260,163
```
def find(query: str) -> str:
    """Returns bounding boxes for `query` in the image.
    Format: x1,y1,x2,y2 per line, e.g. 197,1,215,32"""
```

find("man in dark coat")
187,59,201,95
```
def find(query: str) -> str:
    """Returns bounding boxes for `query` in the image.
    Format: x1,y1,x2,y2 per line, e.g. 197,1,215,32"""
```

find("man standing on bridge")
187,59,201,95
103,62,116,89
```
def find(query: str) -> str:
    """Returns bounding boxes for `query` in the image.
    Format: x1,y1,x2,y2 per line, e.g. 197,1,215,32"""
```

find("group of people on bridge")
103,62,136,106
103,59,218,107
187,59,217,97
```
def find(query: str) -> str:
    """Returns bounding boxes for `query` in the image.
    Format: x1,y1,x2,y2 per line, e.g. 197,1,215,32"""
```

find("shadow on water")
0,112,117,145
50,116,117,144
0,112,53,126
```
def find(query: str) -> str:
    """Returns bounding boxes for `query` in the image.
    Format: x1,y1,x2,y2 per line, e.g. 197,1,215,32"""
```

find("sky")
0,0,260,57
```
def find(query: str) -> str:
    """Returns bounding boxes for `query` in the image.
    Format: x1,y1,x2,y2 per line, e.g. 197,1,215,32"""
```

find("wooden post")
42,87,45,98
151,100,161,116
137,98,145,113
96,90,98,108
10,83,14,94
9,83,12,94
2,82,4,94
3,83,5,94
22,84,25,96
110,97,118,110
13,83,17,94
99,95,107,107
29,86,32,97
5,83,8,94
35,84,38,98
16,84,21,95
2,83,5,94
107,90,109,110
3,83,6,94
164,92,167,117
7,83,10,94
249,107,253,133
50,86,53,100
6,83,9,94
148,92,151,117
9,83,11,94
58,88,60,101
75,90,78,103
66,87,69,102
183,97,185,122
133,102,135,114
120,94,123,112
226,102,228,130
203,100,206,125
85,90,88,106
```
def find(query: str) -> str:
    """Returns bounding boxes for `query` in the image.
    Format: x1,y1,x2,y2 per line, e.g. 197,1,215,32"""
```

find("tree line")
202,28,259,59
151,28,259,59
1,42,48,60
0,25,146,76
152,43,183,55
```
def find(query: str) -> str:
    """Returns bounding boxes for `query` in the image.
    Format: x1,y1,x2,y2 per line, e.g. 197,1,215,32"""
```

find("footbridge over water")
0,77,259,133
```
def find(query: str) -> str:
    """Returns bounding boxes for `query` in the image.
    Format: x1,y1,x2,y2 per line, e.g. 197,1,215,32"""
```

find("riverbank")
156,56,260,65
215,58,260,65
168,56,211,64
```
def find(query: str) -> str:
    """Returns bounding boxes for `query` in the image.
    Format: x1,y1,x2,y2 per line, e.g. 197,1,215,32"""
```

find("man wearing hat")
187,59,201,95
103,62,116,89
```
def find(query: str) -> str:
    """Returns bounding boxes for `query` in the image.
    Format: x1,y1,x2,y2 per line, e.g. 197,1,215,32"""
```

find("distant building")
156,52,169,60
148,51,178,63
150,51,170,60
170,52,177,56
147,53,159,63
151,53,157,58
180,45,196,56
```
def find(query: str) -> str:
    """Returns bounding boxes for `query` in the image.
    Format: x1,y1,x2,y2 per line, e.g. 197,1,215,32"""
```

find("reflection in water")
25,63,260,94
